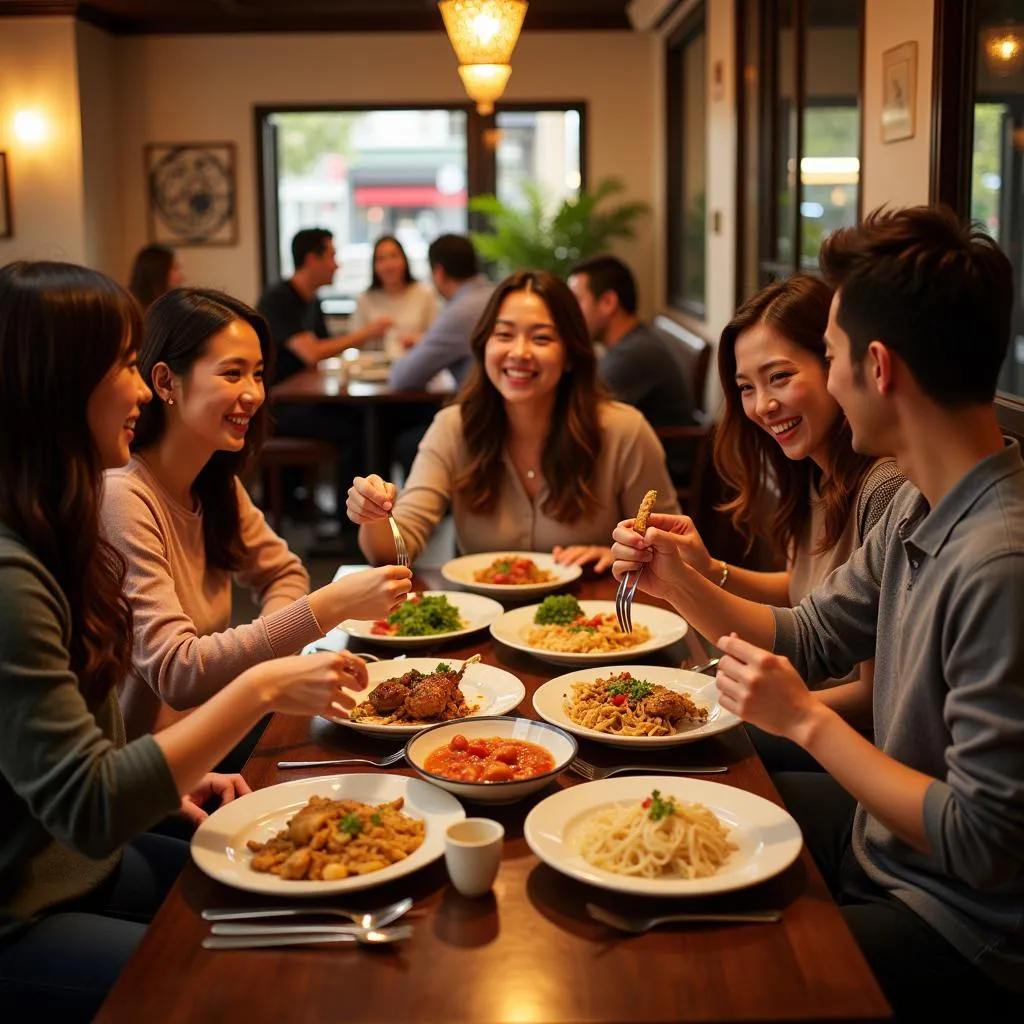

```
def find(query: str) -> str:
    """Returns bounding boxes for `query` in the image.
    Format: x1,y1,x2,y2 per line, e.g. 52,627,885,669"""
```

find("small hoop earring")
167,397,175,406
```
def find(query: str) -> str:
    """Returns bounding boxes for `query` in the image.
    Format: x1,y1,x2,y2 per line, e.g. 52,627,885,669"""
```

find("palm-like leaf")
470,175,649,279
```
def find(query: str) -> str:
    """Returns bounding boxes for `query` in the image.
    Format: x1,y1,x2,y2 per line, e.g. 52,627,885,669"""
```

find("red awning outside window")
353,185,466,208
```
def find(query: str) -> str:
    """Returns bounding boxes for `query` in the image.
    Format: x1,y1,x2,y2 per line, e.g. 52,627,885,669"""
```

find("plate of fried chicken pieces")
322,656,527,737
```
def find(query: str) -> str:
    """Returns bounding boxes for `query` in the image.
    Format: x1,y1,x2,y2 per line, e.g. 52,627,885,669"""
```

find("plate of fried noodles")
532,665,740,747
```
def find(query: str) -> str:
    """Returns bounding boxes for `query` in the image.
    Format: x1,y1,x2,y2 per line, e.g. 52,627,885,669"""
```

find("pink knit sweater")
101,457,321,739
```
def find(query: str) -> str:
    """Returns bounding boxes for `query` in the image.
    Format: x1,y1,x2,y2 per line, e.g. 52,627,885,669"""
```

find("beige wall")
862,0,934,211
77,21,120,274
114,30,659,311
0,17,87,266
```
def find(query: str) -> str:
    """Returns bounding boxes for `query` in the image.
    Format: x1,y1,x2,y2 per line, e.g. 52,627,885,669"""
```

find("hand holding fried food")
633,489,658,535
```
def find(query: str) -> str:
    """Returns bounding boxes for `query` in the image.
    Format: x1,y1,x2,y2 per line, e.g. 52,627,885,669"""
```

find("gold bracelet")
716,560,729,589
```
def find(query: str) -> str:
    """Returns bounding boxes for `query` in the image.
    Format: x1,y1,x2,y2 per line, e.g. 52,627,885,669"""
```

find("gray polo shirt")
387,276,493,391
773,439,1024,990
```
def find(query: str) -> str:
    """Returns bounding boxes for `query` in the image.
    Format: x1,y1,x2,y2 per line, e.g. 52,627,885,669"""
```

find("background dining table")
271,363,455,478
96,569,890,1023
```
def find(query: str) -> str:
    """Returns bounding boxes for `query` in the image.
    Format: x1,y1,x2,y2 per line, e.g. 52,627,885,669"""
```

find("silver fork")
277,749,405,770
614,568,643,634
570,757,728,781
387,514,410,568
586,903,781,932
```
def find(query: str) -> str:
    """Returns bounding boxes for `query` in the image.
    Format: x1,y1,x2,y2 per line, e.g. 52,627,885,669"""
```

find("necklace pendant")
526,469,536,480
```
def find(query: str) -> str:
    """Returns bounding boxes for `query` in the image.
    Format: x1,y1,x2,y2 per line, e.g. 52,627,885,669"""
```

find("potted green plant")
469,175,649,279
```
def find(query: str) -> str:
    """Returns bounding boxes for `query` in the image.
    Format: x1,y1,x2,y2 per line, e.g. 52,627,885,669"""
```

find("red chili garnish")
642,797,652,808
611,694,627,706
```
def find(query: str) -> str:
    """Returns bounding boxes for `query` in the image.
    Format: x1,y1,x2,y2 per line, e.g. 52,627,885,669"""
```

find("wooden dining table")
271,364,455,478
96,570,891,1023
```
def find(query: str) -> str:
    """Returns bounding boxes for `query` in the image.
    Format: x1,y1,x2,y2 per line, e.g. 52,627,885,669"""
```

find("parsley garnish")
535,595,583,625
435,662,452,673
338,813,364,837
606,677,654,702
647,789,676,822
369,813,382,827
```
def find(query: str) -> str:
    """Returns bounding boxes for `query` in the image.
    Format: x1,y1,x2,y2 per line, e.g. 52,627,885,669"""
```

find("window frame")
932,0,1024,401
665,2,708,319
735,0,865,297
253,100,588,297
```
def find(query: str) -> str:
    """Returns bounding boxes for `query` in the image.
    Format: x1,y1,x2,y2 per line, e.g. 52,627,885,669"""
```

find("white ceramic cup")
444,818,504,897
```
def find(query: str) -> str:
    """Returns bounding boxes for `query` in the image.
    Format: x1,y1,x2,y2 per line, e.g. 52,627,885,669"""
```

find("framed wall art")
145,141,237,246
881,41,918,144
0,152,12,239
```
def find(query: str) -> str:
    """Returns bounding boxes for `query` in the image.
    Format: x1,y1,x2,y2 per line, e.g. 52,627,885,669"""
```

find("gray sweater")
0,525,180,940
773,440,1024,990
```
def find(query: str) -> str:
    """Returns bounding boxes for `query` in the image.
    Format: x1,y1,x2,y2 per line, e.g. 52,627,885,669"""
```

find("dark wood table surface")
270,366,454,477
97,571,890,1023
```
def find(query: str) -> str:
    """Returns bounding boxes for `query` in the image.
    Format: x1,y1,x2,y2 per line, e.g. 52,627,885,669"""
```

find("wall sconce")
13,110,48,146
438,0,528,115
982,25,1024,78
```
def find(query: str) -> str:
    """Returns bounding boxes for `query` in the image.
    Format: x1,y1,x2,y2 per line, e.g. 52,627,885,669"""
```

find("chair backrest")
996,394,1024,447
652,313,712,413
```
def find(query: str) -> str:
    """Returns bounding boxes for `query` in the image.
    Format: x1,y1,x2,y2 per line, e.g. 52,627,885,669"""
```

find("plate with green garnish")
340,591,504,647
531,665,740,747
489,596,688,666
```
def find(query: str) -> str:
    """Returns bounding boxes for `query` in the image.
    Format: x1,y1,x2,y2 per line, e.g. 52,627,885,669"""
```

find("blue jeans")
0,832,190,1021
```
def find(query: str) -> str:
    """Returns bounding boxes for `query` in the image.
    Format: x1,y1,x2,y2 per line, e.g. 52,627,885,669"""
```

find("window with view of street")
259,105,585,308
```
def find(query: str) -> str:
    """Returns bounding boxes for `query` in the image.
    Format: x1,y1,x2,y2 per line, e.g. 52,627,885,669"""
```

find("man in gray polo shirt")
610,206,1023,1020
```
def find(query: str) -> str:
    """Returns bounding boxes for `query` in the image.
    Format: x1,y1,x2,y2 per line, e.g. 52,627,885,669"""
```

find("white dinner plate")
191,773,464,896
489,600,688,666
440,551,582,598
531,665,741,747
322,657,526,736
524,776,802,897
340,590,504,648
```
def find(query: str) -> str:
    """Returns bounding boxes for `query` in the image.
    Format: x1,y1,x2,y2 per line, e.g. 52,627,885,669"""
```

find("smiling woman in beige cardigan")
101,289,412,748
348,270,680,565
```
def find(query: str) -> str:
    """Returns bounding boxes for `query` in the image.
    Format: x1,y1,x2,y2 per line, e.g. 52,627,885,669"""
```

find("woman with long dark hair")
612,275,904,759
128,243,184,310
101,288,411,749
347,269,679,567
349,234,437,355
0,262,365,1018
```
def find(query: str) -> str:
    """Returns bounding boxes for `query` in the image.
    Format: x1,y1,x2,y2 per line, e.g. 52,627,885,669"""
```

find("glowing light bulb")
14,110,47,145
471,12,500,44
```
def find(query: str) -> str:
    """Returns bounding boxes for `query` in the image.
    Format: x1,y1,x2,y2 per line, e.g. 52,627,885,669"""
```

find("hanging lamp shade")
439,1,528,114
982,26,1024,77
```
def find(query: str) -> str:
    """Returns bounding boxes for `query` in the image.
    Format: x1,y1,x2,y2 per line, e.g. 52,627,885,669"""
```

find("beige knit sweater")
391,401,681,563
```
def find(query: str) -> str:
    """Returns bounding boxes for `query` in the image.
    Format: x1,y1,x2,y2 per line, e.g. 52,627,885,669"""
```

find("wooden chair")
255,436,337,533
650,314,715,514
652,312,712,410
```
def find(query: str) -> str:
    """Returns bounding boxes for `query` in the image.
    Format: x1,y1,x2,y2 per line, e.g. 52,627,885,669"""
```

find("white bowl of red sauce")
404,716,577,805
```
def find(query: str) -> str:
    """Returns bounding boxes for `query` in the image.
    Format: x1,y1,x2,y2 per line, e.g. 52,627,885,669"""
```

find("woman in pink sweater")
101,288,411,748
